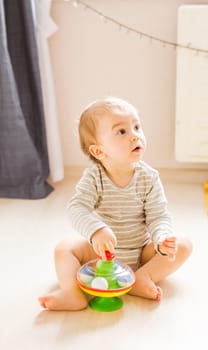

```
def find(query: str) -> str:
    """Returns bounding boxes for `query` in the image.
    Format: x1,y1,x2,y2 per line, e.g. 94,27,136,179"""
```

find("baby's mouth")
132,146,141,152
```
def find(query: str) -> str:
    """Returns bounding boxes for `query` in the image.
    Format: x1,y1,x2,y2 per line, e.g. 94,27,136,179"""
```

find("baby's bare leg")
129,237,192,300
38,237,97,311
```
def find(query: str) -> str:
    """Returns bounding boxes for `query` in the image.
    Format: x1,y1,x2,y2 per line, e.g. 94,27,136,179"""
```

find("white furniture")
175,5,208,163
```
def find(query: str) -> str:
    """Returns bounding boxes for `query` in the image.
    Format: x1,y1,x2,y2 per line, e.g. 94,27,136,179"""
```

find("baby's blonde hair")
78,97,138,162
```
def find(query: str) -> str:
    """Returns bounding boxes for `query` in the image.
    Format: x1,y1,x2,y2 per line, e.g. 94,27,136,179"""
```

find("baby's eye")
118,128,126,135
134,124,140,131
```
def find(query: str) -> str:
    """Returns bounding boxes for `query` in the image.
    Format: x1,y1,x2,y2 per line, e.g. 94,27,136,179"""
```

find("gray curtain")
0,0,53,198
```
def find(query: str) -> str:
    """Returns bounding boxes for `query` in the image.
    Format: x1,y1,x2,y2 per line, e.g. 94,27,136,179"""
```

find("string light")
63,0,208,55
73,1,78,8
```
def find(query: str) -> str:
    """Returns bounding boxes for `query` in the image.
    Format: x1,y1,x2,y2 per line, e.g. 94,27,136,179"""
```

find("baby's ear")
89,144,105,160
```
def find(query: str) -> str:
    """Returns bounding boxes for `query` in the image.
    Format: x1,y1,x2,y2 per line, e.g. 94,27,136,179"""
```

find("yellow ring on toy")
77,276,135,297
79,285,133,297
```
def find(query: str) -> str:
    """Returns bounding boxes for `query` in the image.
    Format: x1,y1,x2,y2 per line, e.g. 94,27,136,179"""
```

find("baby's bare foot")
38,287,88,311
155,286,163,301
129,269,163,301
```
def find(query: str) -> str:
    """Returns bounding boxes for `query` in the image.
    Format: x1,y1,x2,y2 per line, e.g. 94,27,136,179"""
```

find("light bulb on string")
73,1,78,8
100,15,107,24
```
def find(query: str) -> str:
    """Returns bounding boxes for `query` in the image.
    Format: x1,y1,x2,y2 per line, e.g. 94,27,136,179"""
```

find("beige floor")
0,169,208,350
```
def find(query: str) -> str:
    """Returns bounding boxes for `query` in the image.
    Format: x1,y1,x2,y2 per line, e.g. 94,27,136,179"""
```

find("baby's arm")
68,167,117,258
91,227,117,260
144,171,176,259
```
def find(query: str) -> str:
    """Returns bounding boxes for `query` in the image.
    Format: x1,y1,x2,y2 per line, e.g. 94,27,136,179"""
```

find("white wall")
49,0,208,169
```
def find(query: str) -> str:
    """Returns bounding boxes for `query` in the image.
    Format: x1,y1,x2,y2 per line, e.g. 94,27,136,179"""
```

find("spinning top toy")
77,250,135,312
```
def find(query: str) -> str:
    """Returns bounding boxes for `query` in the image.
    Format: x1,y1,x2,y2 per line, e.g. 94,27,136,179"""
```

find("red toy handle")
99,250,115,261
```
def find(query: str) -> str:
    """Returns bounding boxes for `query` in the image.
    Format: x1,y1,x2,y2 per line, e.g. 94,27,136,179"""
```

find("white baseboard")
157,168,207,184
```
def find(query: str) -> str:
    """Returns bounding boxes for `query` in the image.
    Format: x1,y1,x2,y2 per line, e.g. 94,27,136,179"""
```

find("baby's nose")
130,134,139,142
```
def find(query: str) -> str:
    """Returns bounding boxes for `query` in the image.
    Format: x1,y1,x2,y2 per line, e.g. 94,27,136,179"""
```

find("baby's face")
96,111,146,167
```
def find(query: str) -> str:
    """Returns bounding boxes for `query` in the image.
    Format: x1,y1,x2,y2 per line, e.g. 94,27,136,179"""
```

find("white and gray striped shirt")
68,161,173,267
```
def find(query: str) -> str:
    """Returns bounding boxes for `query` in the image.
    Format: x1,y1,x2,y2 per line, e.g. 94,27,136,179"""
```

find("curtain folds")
0,0,53,199
35,0,64,182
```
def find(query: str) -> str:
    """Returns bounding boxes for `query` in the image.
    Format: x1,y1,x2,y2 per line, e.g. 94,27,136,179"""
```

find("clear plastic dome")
77,256,135,295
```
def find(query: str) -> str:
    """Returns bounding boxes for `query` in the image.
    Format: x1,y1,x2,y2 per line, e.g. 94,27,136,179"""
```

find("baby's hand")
91,227,117,260
158,236,178,261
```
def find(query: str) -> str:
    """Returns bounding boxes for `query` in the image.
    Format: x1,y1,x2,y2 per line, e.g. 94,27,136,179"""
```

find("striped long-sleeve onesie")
68,161,173,270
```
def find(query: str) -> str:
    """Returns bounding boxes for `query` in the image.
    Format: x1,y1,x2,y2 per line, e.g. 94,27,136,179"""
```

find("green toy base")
89,296,123,312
